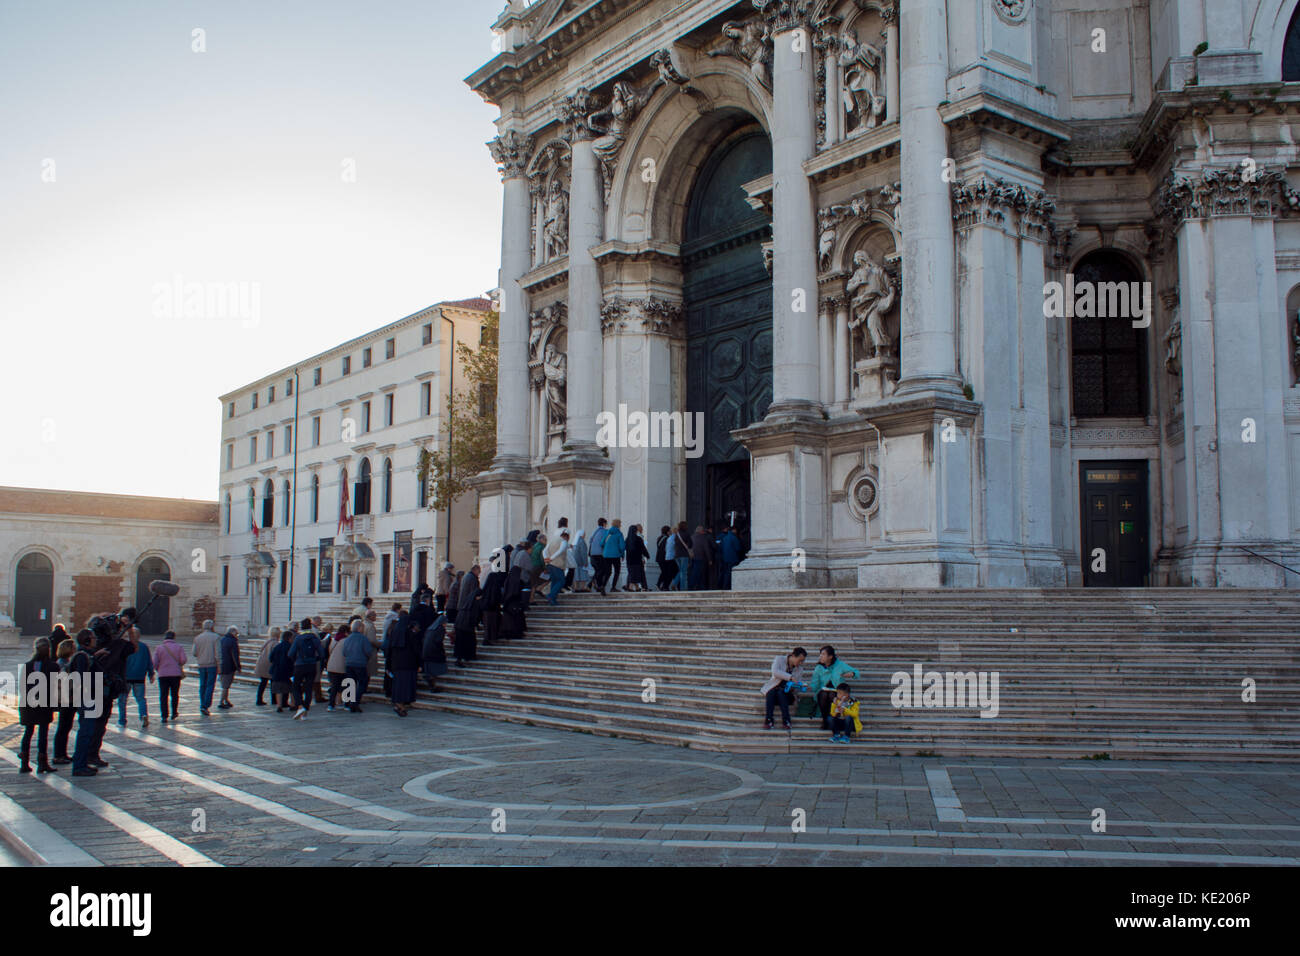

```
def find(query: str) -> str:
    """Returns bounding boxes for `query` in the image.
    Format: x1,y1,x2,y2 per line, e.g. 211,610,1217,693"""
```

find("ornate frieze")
817,182,901,272
487,130,533,179
992,0,1029,26
528,302,567,362
951,177,1055,237
1156,167,1300,223
527,140,571,269
751,0,815,34
561,88,600,142
600,296,684,337
1048,222,1076,269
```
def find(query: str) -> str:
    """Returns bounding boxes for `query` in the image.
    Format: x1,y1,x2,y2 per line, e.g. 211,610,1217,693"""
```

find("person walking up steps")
601,519,626,593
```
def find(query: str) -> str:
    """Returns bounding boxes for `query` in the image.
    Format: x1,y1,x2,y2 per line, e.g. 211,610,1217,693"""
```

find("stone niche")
845,226,900,403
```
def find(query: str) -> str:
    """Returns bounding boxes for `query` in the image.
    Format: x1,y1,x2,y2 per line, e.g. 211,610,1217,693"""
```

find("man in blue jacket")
117,628,155,727
601,519,627,593
718,526,743,591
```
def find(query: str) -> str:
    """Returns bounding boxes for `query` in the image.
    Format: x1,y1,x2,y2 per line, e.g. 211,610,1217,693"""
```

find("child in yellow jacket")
829,683,861,744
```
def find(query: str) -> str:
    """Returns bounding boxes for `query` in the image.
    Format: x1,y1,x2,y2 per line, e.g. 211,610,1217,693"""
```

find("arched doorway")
135,557,171,635
14,552,54,635
1285,3,1300,80
1070,250,1148,418
682,125,773,549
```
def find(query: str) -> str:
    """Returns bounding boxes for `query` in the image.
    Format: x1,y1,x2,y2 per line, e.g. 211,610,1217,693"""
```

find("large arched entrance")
135,557,171,635
14,552,54,636
682,125,772,548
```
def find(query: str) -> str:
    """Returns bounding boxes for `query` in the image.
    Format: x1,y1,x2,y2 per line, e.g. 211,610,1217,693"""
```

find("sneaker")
72,768,98,777
90,758,109,768
294,707,306,720
142,718,149,728
828,734,839,743
201,709,210,716
764,719,774,730
327,705,335,712
839,735,851,744
782,721,792,731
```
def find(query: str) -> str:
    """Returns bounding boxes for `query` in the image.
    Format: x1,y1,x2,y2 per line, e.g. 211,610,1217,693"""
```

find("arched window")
247,487,256,533
355,458,372,515
262,478,275,529
1285,5,1300,80
1070,250,1148,418
383,458,393,513
311,474,320,523
135,557,171,635
282,479,292,527
223,493,232,534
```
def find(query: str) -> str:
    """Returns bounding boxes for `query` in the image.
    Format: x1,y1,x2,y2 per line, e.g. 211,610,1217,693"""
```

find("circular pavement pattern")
403,757,766,811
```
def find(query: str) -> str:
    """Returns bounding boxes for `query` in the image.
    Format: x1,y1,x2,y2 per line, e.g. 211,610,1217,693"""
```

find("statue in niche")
542,180,569,261
847,250,896,356
708,19,772,90
839,29,886,135
1164,320,1182,378
818,218,837,273
543,343,567,428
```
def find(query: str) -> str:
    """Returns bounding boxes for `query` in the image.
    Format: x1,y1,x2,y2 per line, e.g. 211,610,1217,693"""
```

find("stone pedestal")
472,466,534,555
851,355,899,404
537,452,613,538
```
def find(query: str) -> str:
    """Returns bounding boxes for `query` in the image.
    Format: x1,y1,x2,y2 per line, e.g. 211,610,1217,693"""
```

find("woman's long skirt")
627,561,648,589
390,669,417,705
482,609,501,644
454,626,478,662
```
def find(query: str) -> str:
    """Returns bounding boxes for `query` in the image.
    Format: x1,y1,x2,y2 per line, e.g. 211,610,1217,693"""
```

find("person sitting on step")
760,646,807,731
808,644,860,731
829,683,862,744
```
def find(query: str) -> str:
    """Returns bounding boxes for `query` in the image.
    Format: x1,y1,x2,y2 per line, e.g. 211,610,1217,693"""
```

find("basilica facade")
468,0,1300,589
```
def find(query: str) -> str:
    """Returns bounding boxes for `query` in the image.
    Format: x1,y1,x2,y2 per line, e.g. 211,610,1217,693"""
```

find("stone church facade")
468,0,1300,589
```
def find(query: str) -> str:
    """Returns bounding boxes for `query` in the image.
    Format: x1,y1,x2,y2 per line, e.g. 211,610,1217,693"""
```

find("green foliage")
1193,41,1209,56
962,383,975,401
423,311,499,513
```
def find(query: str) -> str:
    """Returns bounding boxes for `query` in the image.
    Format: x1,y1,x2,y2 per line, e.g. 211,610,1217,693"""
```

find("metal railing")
1237,546,1300,577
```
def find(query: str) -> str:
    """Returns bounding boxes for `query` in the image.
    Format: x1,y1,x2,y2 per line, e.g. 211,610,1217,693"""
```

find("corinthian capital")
561,88,601,142
751,0,814,34
1156,166,1300,223
488,130,534,179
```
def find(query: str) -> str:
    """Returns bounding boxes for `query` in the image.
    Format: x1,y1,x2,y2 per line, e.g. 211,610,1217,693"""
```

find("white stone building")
468,0,1300,588
216,299,490,635
0,487,219,640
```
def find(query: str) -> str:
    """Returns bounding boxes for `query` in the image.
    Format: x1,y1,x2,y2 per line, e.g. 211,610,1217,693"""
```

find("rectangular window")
363,401,371,433
221,565,229,596
342,356,351,376
382,554,391,594
385,337,396,360
479,384,493,418
251,392,259,410
266,431,275,459
422,323,432,345
249,436,257,463
308,559,317,594
279,561,287,594
269,385,276,403
285,425,293,454
312,416,321,446
384,393,394,427
421,382,431,417
225,444,233,470
227,401,235,419
286,378,293,397
363,347,372,368
313,367,322,386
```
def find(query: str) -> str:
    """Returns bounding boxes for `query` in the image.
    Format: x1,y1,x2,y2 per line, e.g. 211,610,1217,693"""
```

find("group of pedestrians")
761,644,863,743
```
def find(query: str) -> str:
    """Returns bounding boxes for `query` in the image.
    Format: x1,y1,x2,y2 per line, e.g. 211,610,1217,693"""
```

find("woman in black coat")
453,568,481,666
381,612,420,717
421,613,448,690
18,637,56,774
479,567,506,645
500,565,525,640
625,525,651,591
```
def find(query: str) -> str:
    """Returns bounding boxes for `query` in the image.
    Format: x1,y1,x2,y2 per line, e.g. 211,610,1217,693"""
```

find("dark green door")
682,127,772,544
1080,461,1149,587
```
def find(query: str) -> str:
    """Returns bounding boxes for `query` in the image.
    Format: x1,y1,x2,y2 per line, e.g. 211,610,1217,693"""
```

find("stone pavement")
1,664,1298,866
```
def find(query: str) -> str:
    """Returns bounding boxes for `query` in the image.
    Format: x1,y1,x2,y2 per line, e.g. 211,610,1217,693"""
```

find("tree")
420,311,498,513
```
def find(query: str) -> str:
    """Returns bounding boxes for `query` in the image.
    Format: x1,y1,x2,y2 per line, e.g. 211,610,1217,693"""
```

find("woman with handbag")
152,630,187,723
18,636,56,774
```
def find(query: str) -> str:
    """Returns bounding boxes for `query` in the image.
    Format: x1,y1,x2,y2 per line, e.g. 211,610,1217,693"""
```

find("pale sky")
0,0,506,502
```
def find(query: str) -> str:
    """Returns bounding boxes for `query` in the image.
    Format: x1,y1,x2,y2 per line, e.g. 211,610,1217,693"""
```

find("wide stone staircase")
224,588,1300,761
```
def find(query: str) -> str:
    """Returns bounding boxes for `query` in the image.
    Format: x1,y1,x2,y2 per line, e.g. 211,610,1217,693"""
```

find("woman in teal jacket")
600,519,627,593
808,645,860,730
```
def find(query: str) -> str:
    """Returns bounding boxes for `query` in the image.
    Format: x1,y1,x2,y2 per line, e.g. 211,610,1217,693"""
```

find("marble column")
834,299,850,403
488,130,534,470
896,0,960,395
562,89,604,447
823,41,841,144
884,9,900,126
768,11,821,416
819,299,834,405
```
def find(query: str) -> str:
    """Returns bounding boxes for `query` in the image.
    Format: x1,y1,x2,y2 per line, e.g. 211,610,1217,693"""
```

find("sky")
0,0,507,501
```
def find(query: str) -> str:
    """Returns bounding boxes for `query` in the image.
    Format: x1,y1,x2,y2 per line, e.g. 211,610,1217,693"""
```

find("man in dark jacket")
453,565,482,665
718,526,743,590
689,526,715,591
287,621,325,720
218,627,241,709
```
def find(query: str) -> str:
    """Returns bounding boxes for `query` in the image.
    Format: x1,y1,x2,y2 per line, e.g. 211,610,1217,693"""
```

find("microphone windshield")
149,580,181,597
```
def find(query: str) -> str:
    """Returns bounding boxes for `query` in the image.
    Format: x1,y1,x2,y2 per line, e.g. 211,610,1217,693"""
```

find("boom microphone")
149,580,181,597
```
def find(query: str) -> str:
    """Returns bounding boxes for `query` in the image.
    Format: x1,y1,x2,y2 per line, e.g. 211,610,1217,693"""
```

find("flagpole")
288,367,300,622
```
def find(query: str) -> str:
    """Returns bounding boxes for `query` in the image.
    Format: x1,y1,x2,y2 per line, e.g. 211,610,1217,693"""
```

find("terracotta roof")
438,297,494,312
0,487,219,524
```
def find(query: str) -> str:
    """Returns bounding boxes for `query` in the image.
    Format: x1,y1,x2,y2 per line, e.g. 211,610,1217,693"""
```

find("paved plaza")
1,653,1297,867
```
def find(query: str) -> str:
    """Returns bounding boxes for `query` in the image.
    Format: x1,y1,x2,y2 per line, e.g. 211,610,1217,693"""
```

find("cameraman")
74,609,135,775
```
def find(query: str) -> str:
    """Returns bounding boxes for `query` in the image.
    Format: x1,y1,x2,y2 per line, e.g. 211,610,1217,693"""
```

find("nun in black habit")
479,563,507,645
421,613,448,690
381,610,420,717
453,565,482,665
500,564,526,641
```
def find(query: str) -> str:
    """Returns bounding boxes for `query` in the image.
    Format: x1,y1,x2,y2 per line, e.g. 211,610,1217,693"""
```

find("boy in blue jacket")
117,630,155,728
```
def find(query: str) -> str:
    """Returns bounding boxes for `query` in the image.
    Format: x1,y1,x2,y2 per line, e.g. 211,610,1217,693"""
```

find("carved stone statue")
590,80,659,165
542,180,569,260
846,250,897,356
1164,320,1182,378
817,217,836,273
543,343,567,428
708,19,772,89
839,30,886,135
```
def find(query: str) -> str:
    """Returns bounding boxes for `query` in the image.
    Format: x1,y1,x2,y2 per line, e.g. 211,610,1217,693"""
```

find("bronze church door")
1080,461,1150,587
682,127,772,549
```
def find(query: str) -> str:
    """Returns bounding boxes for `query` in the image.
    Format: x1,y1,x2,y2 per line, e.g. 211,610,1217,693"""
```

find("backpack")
655,534,667,563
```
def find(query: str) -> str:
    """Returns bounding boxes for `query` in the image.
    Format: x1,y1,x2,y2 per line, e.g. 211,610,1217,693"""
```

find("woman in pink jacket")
152,630,187,723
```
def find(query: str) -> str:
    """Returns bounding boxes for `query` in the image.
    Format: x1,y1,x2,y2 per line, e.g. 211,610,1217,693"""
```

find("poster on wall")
394,531,413,593
318,538,335,593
